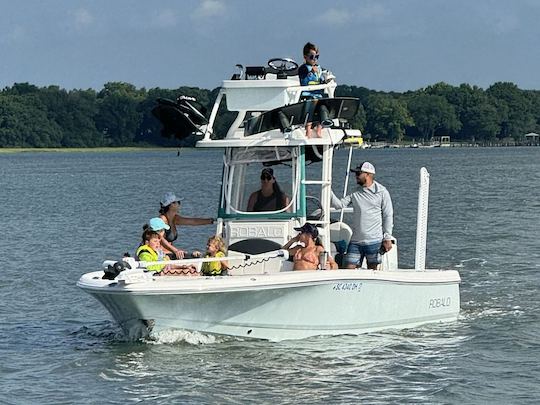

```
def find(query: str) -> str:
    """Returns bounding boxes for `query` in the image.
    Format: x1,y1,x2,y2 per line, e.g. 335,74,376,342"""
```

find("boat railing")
203,79,338,141
146,250,287,268
100,250,293,282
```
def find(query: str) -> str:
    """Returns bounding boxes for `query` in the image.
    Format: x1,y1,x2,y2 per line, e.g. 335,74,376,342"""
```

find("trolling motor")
102,260,132,280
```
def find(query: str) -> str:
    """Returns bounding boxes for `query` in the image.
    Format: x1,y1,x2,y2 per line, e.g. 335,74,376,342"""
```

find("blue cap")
149,217,170,231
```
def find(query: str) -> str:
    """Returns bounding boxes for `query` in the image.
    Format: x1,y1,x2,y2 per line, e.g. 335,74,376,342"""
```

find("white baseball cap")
160,191,184,207
350,161,376,174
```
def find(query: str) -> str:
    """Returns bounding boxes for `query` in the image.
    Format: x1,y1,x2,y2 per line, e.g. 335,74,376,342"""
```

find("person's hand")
175,249,185,259
383,240,393,252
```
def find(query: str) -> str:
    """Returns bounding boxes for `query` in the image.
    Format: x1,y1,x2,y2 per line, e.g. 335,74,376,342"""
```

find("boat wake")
145,329,229,345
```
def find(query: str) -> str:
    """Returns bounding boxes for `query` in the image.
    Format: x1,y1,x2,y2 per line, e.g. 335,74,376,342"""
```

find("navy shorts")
344,242,382,267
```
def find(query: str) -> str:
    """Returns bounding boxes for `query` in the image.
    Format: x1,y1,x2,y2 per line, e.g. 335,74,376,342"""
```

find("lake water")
1,147,539,404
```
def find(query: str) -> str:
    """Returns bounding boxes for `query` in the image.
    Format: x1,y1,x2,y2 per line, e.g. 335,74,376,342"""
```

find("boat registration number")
333,282,362,292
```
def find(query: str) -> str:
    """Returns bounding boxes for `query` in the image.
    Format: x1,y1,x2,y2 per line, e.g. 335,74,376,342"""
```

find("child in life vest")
136,228,197,275
201,235,229,276
299,42,325,138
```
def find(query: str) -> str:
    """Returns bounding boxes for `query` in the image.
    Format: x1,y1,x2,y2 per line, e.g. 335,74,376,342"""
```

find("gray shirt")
331,181,394,245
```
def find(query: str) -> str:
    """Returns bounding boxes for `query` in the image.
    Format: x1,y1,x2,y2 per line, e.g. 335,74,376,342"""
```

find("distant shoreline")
1,144,537,154
0,147,182,154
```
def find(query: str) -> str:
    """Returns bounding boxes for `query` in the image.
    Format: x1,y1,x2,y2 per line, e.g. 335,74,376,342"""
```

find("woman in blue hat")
158,191,215,259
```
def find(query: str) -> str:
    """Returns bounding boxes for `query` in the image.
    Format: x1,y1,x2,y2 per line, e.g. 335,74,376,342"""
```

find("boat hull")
78,269,460,341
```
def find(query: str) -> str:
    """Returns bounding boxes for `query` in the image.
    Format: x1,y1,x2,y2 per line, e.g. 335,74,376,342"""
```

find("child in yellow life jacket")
137,228,197,275
201,236,229,276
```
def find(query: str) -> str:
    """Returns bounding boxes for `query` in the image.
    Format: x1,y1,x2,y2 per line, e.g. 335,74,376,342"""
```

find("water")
1,147,539,404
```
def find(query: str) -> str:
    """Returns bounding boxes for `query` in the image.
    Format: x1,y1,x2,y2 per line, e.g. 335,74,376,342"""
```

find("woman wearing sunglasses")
246,168,291,212
298,42,325,138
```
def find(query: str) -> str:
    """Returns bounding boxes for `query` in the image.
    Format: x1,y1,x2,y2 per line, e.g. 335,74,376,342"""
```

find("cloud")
153,9,178,28
191,0,226,19
356,3,386,22
73,8,94,29
316,8,352,25
316,3,387,26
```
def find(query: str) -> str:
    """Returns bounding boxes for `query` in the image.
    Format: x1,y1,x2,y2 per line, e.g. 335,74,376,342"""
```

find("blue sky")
1,0,539,92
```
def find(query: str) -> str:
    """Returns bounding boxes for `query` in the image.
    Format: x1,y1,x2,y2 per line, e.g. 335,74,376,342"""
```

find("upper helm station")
152,57,364,268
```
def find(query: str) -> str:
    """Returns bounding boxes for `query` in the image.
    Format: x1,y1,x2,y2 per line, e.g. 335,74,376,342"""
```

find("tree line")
1,80,539,148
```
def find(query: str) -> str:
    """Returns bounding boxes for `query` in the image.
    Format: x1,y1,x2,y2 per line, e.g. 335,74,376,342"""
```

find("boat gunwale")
77,268,461,295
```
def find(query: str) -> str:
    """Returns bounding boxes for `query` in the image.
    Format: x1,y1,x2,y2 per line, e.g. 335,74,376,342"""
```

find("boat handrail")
104,249,290,271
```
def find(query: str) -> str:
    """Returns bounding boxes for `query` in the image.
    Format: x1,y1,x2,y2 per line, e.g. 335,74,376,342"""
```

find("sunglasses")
308,54,320,60
260,174,272,181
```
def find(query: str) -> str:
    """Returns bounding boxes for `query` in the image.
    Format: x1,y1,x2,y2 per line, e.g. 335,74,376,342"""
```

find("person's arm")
381,189,394,240
328,254,338,270
159,234,185,259
330,190,351,210
381,188,394,251
176,215,214,226
282,235,301,257
217,251,229,271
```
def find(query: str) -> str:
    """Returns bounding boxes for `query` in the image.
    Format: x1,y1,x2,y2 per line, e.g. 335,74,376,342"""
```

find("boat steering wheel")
267,58,299,77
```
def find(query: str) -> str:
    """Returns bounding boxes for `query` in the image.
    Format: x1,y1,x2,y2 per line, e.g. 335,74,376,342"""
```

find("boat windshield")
220,146,302,218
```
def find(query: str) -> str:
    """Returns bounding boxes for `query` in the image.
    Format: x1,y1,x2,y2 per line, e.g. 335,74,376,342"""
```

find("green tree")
486,82,535,140
95,82,146,146
407,93,461,142
0,94,63,147
36,86,101,147
364,94,413,142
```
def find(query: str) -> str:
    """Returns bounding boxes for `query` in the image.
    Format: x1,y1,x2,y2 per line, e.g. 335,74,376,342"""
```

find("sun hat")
149,217,170,231
293,222,319,238
160,191,184,207
350,161,376,174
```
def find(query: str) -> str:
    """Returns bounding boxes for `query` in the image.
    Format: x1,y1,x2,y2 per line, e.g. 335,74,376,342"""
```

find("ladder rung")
302,180,331,185
307,220,330,225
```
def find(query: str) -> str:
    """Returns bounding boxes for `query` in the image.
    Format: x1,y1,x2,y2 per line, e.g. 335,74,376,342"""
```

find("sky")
1,0,540,92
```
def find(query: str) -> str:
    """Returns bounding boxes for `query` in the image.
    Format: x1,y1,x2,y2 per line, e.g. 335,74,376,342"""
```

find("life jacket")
136,245,166,272
201,251,226,276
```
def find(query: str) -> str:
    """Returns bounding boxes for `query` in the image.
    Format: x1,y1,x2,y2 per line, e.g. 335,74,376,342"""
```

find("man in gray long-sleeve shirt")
331,161,394,269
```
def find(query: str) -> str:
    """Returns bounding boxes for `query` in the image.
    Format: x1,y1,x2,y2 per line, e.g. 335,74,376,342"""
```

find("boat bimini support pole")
340,144,354,222
415,167,430,271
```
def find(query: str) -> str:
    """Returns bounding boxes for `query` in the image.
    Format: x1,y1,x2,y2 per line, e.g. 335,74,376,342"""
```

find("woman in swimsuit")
282,222,338,271
159,191,215,259
246,168,291,212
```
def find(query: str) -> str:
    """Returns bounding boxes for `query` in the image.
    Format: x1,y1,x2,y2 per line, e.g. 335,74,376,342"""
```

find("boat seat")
329,222,353,266
228,238,282,255
329,221,352,251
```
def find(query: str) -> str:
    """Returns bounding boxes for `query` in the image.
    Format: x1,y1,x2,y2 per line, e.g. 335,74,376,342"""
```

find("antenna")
415,167,430,271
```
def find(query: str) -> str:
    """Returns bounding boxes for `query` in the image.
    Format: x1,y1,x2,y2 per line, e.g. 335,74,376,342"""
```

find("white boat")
77,58,460,341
